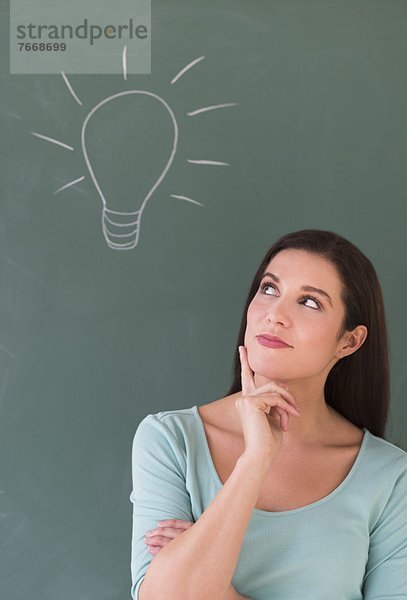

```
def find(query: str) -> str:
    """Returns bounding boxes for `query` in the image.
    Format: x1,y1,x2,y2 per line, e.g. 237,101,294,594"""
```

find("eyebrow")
261,272,333,307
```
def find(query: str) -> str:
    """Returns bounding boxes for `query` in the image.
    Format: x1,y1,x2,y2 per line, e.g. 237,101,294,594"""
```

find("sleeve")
362,458,407,599
129,414,194,600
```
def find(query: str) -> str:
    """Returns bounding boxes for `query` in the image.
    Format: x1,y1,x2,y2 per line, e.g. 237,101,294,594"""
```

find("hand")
143,518,194,555
236,345,301,461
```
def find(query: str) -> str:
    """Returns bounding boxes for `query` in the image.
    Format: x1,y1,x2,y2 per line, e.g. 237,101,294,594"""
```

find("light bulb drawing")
29,52,238,251
81,91,178,250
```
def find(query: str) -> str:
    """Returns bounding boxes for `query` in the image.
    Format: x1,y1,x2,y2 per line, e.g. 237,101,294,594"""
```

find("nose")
265,298,290,327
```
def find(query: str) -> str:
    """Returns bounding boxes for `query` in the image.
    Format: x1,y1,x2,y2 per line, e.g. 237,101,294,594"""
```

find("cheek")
244,304,253,346
246,298,261,323
245,302,259,338
296,326,333,357
244,300,265,349
306,318,341,345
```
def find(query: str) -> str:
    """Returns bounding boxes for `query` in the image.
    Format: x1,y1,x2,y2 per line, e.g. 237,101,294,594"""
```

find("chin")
250,360,291,382
255,370,292,384
251,356,328,388
247,351,297,384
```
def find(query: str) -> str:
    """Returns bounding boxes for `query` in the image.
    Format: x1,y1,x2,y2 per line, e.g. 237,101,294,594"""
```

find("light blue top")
130,405,407,600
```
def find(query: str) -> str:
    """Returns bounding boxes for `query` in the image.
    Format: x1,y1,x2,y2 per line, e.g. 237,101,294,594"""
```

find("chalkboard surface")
1,1,407,598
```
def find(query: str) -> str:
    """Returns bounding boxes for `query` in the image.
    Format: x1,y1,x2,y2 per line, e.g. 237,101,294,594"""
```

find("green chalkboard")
1,0,407,598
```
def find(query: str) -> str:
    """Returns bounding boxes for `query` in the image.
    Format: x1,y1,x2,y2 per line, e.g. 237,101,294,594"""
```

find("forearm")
140,452,271,600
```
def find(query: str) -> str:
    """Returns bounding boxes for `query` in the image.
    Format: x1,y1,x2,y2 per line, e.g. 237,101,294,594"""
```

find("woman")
130,229,407,600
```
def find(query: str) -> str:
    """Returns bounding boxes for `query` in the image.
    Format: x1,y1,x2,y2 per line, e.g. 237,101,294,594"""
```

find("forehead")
264,249,342,290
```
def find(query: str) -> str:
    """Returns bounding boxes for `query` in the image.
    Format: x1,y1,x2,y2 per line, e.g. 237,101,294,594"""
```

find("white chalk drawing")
61,71,82,106
187,103,238,117
187,160,230,166
170,55,205,85
82,90,178,250
170,194,204,207
54,175,85,195
122,46,128,81
29,54,238,250
30,131,74,151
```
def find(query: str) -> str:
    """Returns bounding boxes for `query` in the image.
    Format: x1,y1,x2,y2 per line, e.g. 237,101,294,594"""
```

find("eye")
259,281,277,295
301,296,321,310
260,281,322,310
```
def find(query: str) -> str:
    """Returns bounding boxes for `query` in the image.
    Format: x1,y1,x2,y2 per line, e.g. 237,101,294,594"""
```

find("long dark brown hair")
226,229,390,439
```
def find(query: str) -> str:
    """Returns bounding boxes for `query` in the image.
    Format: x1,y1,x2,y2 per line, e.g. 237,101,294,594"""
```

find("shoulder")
359,429,407,506
365,429,407,461
136,405,198,429
133,405,200,452
363,434,407,542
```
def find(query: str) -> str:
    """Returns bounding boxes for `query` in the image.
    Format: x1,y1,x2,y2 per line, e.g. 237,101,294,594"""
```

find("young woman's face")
244,249,351,385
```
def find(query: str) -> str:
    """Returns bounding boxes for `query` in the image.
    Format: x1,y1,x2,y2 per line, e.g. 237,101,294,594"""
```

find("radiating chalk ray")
187,159,230,166
0,344,16,359
54,175,85,194
187,103,238,117
171,55,205,85
122,46,128,81
61,71,83,106
31,132,74,151
170,194,204,207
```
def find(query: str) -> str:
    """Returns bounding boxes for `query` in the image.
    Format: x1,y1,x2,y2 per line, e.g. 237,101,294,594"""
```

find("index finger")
239,345,256,396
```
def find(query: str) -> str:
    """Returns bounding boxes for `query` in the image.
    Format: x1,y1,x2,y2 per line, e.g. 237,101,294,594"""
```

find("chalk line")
170,194,205,207
122,46,128,80
187,103,238,117
54,175,85,194
61,71,83,106
31,132,74,151
0,344,16,359
187,159,230,166
171,56,205,85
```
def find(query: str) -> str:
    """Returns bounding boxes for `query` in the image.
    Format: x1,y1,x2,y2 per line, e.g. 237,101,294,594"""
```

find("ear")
335,325,368,359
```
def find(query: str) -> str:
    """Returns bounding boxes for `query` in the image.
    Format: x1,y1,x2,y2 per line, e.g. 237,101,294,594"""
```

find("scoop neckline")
192,404,369,517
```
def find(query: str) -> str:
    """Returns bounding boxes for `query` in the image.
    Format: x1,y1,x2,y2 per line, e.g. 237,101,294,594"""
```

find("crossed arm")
143,518,247,598
140,526,251,599
137,452,266,600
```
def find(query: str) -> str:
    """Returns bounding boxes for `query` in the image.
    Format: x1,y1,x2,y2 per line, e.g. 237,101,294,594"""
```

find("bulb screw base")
102,208,141,250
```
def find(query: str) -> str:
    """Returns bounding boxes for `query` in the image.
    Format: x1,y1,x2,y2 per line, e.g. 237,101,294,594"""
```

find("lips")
256,334,292,348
